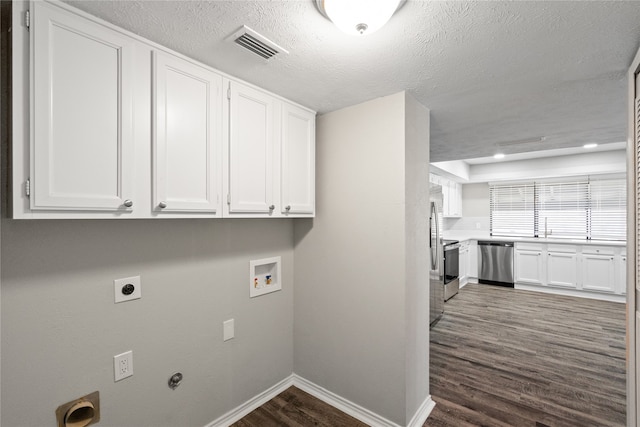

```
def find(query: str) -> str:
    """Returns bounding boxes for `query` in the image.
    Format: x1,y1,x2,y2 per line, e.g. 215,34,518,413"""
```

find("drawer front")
581,246,615,256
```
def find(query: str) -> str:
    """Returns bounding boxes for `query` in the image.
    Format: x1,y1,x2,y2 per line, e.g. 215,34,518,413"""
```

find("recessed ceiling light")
583,143,598,149
493,153,505,159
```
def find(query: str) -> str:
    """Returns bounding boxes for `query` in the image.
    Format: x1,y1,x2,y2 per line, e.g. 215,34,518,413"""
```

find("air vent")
228,26,288,60
495,136,546,147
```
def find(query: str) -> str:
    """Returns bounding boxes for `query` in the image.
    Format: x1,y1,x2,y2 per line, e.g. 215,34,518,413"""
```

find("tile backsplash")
444,216,489,232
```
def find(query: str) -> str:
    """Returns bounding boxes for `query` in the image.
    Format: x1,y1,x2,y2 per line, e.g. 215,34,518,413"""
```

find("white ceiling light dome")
316,0,403,36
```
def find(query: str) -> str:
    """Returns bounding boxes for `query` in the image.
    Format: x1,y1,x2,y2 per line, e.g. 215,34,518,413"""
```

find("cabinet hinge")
227,194,230,205
227,86,231,100
25,178,30,197
24,10,30,31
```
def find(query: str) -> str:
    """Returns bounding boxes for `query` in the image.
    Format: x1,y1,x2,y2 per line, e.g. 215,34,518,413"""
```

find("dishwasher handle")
478,241,514,248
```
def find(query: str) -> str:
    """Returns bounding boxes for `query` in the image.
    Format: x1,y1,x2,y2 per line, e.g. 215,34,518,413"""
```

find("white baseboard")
205,374,295,427
205,373,436,427
291,374,435,427
406,394,436,427
514,283,626,303
292,374,400,427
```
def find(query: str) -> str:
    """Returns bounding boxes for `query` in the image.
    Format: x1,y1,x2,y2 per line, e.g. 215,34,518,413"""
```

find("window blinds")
536,181,589,239
490,178,626,241
489,184,535,237
590,179,626,240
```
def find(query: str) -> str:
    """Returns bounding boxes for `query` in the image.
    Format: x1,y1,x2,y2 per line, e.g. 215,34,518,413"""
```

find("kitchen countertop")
443,231,627,247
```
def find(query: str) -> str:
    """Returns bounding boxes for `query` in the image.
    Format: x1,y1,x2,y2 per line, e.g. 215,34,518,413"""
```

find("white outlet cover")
223,319,235,341
114,276,141,303
114,350,133,382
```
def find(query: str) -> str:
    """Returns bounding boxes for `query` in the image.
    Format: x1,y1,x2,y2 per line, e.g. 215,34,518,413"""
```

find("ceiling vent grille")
229,26,288,60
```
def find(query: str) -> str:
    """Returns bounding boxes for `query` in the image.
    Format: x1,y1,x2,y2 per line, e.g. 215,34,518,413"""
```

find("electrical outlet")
114,351,133,382
114,276,141,303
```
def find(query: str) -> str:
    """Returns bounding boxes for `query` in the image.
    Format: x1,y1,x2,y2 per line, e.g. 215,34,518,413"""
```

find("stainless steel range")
443,239,460,301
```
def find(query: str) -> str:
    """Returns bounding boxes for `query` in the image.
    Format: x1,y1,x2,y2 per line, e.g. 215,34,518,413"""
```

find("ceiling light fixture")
493,153,505,159
315,0,403,36
583,143,598,149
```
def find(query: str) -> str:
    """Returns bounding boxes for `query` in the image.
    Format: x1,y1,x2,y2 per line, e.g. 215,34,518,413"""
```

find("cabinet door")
153,52,223,214
281,103,315,215
448,182,462,217
228,82,275,214
619,254,627,295
32,2,134,211
469,241,478,279
547,251,578,289
515,249,544,285
441,179,451,216
582,254,616,293
459,246,470,285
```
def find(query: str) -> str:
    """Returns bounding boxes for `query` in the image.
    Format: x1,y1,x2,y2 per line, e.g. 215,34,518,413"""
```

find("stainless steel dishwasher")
478,241,514,287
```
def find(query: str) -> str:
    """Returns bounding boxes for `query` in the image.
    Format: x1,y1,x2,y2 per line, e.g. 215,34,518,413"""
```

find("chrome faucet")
544,217,552,238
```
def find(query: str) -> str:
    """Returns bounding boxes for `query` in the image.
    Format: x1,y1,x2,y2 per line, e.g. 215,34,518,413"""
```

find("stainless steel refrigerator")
429,183,444,328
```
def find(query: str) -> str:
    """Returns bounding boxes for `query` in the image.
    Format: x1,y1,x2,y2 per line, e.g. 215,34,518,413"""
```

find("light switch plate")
223,319,234,341
114,276,141,303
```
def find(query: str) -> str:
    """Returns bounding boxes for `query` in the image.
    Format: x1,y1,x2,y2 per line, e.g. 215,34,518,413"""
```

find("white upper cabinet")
430,174,462,218
12,1,315,219
152,52,223,214
227,81,276,215
31,1,134,212
281,102,315,215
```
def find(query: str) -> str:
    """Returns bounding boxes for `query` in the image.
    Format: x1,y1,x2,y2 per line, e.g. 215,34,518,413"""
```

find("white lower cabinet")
515,247,545,285
514,242,626,299
547,251,578,289
469,240,478,280
581,250,616,293
459,242,470,286
619,253,627,295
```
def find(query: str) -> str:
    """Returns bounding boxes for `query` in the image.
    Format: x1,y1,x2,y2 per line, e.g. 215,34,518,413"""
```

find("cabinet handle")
123,199,133,208
159,201,167,209
269,205,275,211
285,205,291,211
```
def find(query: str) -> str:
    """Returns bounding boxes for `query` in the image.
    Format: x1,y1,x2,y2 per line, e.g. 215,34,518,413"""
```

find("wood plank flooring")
231,386,368,427
428,283,626,427
233,283,626,426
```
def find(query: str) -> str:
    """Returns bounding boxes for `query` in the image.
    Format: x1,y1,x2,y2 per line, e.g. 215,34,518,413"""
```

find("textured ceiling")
64,0,640,162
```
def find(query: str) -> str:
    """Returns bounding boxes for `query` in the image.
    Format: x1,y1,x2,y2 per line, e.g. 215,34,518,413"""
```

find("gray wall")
293,92,430,425
462,183,490,217
1,4,296,426
1,219,294,427
403,95,430,422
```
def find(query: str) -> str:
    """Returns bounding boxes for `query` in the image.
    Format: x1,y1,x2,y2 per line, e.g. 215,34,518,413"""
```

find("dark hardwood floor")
231,386,368,427
428,283,626,427
233,283,626,426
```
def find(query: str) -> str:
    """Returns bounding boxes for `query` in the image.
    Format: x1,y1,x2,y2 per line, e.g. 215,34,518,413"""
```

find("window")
490,178,626,241
489,184,535,237
589,179,626,240
536,181,589,239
